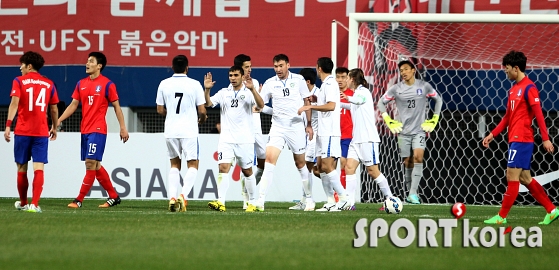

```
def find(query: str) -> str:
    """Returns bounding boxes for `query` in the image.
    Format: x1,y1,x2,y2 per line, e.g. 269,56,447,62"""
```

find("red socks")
97,166,118,198
527,179,556,213
17,172,28,205
499,181,520,218
77,170,97,201
31,170,44,206
340,169,346,188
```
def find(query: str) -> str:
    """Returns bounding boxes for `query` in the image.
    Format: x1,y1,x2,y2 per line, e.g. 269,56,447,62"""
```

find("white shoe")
27,204,42,213
289,201,306,210
336,201,349,211
304,200,315,211
315,203,337,212
14,201,29,211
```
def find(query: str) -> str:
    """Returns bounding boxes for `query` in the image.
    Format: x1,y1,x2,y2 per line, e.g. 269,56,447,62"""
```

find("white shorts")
347,141,380,167
316,136,341,158
305,134,317,163
166,138,199,160
254,133,266,160
267,126,307,155
217,142,254,169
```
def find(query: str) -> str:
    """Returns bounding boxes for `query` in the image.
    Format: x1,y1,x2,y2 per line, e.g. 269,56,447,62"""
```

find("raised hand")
204,72,215,90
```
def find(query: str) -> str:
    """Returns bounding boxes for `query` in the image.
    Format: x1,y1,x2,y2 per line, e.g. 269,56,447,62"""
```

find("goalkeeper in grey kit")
377,60,443,204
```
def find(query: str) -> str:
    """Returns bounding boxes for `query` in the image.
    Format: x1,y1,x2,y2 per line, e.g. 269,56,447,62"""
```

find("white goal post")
346,13,559,205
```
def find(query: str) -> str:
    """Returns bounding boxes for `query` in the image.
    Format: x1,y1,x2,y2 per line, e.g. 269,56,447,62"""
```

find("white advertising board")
0,133,360,202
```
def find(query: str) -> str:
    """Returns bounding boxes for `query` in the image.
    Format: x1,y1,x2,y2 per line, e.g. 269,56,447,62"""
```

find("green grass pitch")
0,198,557,270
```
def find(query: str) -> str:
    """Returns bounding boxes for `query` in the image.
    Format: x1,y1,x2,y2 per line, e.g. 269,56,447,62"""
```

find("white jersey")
156,74,205,138
229,79,262,134
316,75,341,137
260,72,310,130
210,85,256,144
302,85,320,133
344,85,380,143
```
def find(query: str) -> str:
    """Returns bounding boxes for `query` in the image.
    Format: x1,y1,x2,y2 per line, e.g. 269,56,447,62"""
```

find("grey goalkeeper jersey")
380,79,440,135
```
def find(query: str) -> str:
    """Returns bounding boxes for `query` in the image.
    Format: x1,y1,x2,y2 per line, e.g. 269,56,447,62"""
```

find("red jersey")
72,74,119,134
11,72,59,137
340,88,353,139
491,76,549,143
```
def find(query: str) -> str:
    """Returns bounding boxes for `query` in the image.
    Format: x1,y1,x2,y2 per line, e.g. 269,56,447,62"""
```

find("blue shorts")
341,138,352,158
507,142,534,170
81,133,107,161
14,135,49,164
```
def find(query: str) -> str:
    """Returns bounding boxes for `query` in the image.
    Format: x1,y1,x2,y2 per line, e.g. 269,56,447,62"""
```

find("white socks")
320,172,335,204
244,173,257,204
298,167,313,201
181,167,198,198
258,162,275,203
327,170,348,201
346,174,357,205
217,172,230,204
168,168,180,199
374,173,393,198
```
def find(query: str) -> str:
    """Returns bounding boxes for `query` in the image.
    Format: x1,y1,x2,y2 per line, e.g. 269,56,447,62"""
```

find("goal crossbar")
348,13,559,68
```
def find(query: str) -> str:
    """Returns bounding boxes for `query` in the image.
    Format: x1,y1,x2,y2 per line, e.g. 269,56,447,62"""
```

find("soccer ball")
384,196,403,214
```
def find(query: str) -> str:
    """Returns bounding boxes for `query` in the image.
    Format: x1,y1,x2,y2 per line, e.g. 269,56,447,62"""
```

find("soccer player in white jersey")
288,68,320,210
377,60,442,204
155,55,207,212
340,68,395,208
233,54,265,209
257,54,314,211
299,57,349,212
204,66,264,212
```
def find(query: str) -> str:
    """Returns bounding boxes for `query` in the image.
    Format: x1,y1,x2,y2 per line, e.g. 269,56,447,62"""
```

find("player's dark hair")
398,60,415,70
88,52,107,72
316,57,334,74
335,67,349,75
20,51,45,71
273,54,289,64
229,65,244,76
348,68,369,89
172,55,189,73
299,68,317,85
234,54,251,67
502,50,527,72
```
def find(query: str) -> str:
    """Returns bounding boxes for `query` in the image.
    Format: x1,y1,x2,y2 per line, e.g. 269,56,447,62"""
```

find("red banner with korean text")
0,0,371,67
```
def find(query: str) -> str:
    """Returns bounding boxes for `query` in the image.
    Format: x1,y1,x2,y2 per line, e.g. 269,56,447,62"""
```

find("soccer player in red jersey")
482,51,558,225
58,52,130,208
4,51,60,213
337,67,353,193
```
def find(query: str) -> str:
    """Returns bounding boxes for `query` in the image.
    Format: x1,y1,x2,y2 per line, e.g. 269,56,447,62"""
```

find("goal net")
348,13,559,205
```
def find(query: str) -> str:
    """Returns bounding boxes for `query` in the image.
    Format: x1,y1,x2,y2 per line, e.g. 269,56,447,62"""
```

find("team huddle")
5,50,559,224
156,53,443,213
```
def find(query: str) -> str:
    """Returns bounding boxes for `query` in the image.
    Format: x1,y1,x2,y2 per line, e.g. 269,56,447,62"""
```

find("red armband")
6,120,12,127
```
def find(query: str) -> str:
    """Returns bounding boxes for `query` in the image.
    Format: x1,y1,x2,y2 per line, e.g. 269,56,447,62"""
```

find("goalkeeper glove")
421,114,440,132
381,112,403,134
